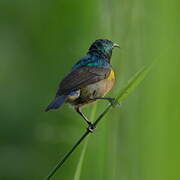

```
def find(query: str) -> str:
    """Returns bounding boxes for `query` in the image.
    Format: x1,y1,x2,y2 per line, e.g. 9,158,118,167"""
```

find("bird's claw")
108,98,121,107
108,98,116,107
87,122,96,133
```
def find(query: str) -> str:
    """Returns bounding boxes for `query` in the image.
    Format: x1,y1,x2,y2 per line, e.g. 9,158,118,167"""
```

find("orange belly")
68,69,115,107
81,69,115,98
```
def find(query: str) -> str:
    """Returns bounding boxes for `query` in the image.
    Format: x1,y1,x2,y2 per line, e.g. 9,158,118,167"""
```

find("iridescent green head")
88,39,119,62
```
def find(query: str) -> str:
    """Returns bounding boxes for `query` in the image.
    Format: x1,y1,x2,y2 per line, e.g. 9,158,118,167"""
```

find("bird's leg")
92,97,118,107
75,107,95,132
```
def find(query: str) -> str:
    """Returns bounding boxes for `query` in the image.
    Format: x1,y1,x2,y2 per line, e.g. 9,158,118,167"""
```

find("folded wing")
56,66,111,96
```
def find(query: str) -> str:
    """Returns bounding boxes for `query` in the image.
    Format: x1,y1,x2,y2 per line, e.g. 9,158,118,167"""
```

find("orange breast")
81,69,115,99
106,70,115,81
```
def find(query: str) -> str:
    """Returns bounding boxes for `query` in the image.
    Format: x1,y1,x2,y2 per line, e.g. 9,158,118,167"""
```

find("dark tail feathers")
45,95,67,112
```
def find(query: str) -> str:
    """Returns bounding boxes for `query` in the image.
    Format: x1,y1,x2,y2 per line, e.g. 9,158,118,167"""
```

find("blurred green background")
0,0,179,180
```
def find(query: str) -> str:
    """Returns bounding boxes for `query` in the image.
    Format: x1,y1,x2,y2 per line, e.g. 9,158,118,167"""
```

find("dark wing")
56,66,111,96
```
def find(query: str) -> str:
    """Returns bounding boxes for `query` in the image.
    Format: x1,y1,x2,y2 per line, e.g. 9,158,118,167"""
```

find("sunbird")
45,39,119,131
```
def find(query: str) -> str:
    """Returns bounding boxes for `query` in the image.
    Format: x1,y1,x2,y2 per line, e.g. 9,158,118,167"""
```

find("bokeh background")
0,0,179,180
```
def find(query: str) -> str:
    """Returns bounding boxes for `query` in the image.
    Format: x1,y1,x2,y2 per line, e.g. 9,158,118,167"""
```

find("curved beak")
113,43,120,48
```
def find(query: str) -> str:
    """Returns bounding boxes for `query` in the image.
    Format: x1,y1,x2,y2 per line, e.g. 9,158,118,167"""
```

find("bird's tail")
45,95,68,112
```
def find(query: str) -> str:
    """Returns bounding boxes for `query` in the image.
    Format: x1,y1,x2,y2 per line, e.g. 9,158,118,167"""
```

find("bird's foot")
108,98,116,107
108,98,121,107
87,122,96,133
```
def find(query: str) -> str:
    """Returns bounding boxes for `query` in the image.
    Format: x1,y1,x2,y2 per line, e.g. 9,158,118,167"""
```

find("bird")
45,39,119,132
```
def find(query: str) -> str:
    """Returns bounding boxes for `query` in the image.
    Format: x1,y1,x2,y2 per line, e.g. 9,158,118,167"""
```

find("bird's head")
88,39,120,62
